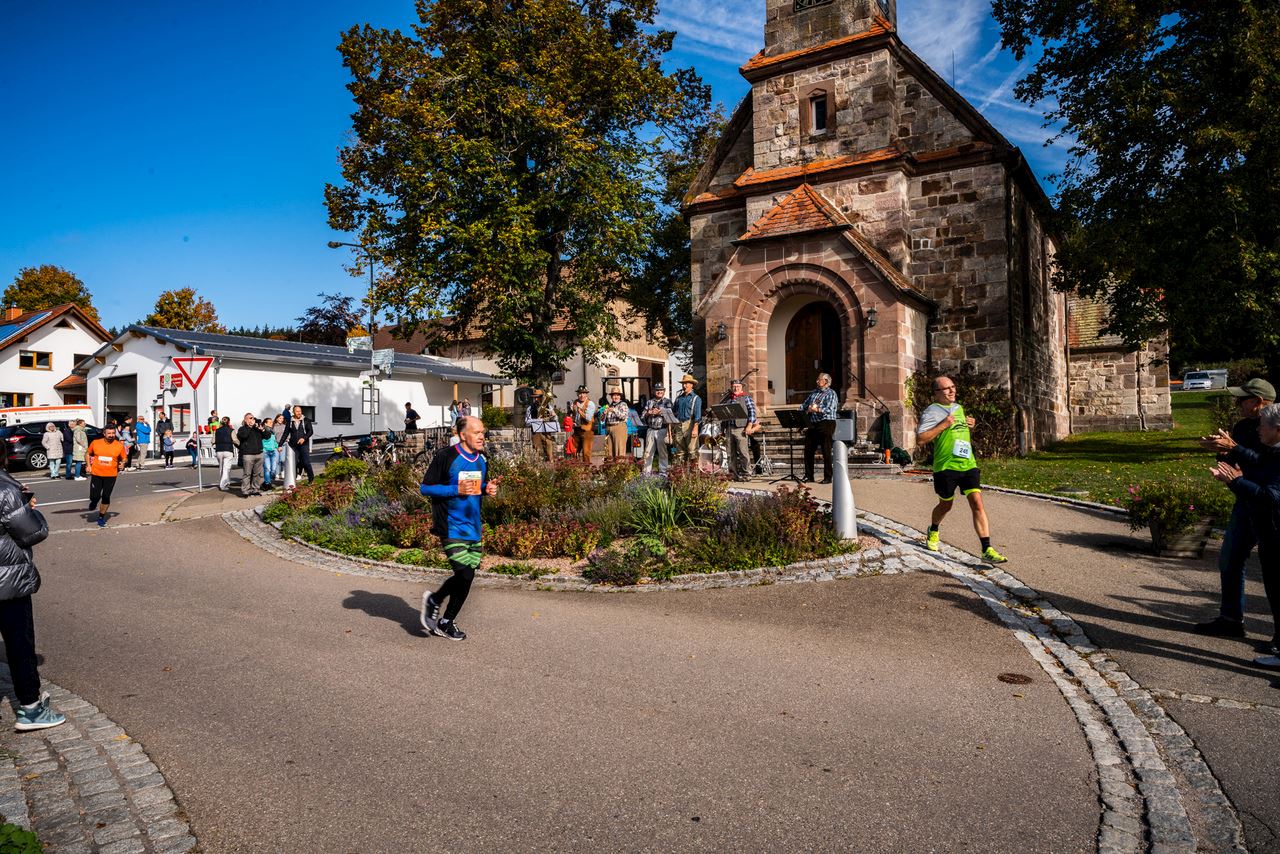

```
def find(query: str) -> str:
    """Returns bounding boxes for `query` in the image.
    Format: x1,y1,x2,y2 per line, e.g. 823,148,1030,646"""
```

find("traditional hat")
576,385,590,394
680,374,698,385
1229,378,1277,401
652,382,665,392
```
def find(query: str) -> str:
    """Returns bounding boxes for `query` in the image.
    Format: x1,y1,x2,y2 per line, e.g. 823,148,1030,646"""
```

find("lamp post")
327,240,379,437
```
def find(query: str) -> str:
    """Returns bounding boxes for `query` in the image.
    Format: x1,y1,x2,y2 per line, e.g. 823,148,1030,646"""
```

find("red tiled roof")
53,373,85,391
740,16,894,75
734,147,900,190
739,183,845,242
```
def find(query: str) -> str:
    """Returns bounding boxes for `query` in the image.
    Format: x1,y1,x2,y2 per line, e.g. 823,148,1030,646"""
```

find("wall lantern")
866,306,879,328
716,322,728,341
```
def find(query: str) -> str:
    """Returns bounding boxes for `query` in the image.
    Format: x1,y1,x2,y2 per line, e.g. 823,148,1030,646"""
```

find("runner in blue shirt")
419,416,497,641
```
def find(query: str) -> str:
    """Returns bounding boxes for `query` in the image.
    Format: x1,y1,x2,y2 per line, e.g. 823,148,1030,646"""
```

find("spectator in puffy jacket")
0,453,64,730
71,420,88,481
40,424,64,480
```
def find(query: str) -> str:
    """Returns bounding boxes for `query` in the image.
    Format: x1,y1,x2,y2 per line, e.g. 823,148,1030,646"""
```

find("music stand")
771,409,806,485
709,403,749,477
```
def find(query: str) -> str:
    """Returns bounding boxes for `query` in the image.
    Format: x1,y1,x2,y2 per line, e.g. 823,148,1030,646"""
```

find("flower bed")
261,457,857,585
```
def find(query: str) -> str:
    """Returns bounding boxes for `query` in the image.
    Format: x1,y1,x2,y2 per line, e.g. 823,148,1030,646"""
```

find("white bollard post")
831,418,857,540
284,445,296,490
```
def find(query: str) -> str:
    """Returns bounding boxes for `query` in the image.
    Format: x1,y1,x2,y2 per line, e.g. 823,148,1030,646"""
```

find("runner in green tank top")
915,376,1007,563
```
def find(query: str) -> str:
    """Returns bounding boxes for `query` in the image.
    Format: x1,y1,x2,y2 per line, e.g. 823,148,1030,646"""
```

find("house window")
298,406,316,422
810,93,828,133
73,353,91,365
18,351,51,370
332,407,353,425
0,393,32,407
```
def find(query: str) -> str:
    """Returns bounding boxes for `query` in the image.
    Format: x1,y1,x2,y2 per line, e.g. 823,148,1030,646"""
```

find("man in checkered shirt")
801,373,839,483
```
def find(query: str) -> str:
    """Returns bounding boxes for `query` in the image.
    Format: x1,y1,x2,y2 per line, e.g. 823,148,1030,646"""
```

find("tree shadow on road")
342,589,427,637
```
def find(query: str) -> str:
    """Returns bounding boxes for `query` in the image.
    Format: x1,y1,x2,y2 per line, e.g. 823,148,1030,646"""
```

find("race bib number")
97,455,114,463
457,471,482,495
952,439,972,460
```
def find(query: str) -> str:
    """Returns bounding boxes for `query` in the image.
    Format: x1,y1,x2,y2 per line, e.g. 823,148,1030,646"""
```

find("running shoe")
420,593,440,634
433,619,466,641
1253,654,1280,669
982,546,1008,564
96,516,106,528
15,693,66,732
925,530,940,551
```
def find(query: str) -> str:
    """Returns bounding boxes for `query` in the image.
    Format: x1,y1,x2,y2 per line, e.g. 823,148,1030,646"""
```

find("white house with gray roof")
77,326,505,438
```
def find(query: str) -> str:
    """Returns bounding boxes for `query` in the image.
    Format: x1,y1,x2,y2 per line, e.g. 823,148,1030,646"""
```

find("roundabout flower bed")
261,456,856,585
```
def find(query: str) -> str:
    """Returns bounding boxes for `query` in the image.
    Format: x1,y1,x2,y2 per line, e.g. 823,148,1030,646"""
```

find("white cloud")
657,1,764,64
897,0,988,76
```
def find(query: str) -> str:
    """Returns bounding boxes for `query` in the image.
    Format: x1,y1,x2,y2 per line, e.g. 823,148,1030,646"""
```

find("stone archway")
784,302,843,404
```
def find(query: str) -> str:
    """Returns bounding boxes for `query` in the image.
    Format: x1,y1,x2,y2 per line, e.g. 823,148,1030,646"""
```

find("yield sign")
171,356,214,389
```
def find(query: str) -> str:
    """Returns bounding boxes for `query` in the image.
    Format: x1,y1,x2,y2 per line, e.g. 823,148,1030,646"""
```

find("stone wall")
763,0,894,57
819,172,911,272
1069,340,1173,432
906,163,1010,379
894,62,974,153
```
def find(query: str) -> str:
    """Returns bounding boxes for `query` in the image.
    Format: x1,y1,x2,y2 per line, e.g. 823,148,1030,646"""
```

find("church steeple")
764,0,896,57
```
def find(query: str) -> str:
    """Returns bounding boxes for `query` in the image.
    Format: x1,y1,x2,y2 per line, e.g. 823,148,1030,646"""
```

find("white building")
78,326,505,437
0,304,112,408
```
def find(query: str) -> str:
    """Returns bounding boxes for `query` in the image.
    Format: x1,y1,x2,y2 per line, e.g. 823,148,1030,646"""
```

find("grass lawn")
980,392,1229,507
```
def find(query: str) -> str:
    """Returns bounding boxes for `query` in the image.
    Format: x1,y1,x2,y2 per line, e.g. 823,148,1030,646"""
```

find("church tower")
764,0,897,57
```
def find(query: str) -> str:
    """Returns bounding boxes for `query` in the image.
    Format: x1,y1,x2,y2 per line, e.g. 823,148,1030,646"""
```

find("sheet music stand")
709,403,748,423
771,409,806,485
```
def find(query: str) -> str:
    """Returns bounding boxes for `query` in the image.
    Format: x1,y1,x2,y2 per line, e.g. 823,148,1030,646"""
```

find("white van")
0,405,92,427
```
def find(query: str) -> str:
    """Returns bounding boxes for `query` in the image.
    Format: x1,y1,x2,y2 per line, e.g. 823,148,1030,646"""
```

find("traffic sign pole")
171,356,214,494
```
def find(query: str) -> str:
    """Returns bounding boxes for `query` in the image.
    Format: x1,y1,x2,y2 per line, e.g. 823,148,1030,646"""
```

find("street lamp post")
327,240,378,437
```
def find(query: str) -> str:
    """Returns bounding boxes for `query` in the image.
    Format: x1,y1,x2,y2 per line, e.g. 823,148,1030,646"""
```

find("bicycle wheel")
413,448,434,468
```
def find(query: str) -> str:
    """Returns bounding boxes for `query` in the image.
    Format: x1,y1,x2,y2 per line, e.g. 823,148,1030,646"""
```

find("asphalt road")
31,514,1098,853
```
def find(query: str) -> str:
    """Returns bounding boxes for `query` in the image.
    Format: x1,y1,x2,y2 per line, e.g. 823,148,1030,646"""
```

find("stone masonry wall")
1069,340,1173,432
894,63,974,153
906,163,1010,379
752,49,896,170
763,0,894,57
820,171,911,272
1007,184,1071,447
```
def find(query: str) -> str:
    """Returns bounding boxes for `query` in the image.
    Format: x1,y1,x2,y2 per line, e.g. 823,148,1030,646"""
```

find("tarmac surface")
6,467,1277,851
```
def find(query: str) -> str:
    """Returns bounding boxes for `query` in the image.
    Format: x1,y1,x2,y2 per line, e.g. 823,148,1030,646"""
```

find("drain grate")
997,673,1033,685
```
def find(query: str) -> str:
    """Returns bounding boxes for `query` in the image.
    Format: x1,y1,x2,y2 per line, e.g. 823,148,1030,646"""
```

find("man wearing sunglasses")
916,377,1007,563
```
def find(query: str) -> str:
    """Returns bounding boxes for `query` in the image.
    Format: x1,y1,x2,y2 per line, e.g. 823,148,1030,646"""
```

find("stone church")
686,0,1170,451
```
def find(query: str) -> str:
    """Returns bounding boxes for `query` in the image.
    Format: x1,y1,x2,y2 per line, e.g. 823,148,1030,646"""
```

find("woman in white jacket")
40,423,64,480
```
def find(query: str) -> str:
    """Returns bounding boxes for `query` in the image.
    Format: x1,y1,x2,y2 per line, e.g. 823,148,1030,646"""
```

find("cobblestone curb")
222,508,930,593
0,667,195,853
858,509,1246,854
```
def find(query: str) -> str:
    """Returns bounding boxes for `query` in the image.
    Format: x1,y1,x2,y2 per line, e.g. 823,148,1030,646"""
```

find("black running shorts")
933,468,981,500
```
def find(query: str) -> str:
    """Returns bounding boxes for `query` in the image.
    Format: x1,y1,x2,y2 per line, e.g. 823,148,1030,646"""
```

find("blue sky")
0,1,1063,331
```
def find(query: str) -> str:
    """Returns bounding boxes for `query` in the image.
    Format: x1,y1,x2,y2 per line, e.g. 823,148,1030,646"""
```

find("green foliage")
282,479,357,514
326,0,710,381
4,264,98,321
582,547,645,586
371,462,418,496
907,364,1017,461
1122,480,1235,536
480,405,510,430
488,520,600,560
626,482,689,544
281,515,386,555
261,500,292,523
488,562,552,579
388,512,438,549
143,287,224,332
1208,394,1239,435
295,293,363,346
665,463,728,526
320,457,370,482
0,822,41,853
992,1,1280,362
363,544,398,561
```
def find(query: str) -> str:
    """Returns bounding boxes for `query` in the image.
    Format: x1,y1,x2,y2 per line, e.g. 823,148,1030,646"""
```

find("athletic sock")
980,537,991,551
928,525,938,534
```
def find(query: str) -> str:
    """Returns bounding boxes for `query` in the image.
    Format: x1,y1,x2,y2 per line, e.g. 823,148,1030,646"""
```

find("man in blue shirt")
801,373,839,483
672,374,703,466
419,416,497,641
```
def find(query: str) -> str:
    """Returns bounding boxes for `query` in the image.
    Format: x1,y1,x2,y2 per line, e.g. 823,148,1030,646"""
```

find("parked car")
1181,371,1215,391
1,421,102,471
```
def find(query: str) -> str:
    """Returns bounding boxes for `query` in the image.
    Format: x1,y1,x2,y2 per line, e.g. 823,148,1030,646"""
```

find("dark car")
1,422,103,471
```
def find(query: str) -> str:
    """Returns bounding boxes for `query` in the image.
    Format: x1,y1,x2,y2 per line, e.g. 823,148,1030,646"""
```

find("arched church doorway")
784,302,843,404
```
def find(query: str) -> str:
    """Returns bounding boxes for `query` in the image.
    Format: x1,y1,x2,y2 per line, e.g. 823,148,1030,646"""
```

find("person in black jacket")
1196,378,1277,638
1211,401,1280,666
284,406,315,483
0,454,64,730
214,416,235,491
236,413,268,497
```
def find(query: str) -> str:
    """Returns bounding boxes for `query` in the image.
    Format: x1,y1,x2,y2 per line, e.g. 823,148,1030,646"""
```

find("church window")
810,93,828,133
799,81,836,137
794,0,834,10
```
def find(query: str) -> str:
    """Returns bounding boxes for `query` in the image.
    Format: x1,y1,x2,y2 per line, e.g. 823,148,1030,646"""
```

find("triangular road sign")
172,356,214,389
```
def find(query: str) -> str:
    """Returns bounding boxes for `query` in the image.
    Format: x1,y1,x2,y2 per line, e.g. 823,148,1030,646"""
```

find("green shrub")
1122,479,1234,535
481,404,510,429
908,363,1017,460
667,463,728,526
373,462,419,496
627,482,689,544
0,822,41,854
394,547,446,567
281,515,385,555
1208,393,1238,434
321,457,369,482
554,496,632,543
487,561,551,578
363,544,398,561
582,547,645,586
262,500,292,523
388,512,438,549
562,524,602,560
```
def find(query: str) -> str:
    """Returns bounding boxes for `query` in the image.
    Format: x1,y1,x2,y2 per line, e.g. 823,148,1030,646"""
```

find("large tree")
295,293,364,346
143,287,225,332
326,0,709,383
993,2,1280,366
3,265,99,321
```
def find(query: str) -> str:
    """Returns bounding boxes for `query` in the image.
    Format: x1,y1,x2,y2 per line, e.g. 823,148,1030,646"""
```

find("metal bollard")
284,445,296,490
831,419,857,539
